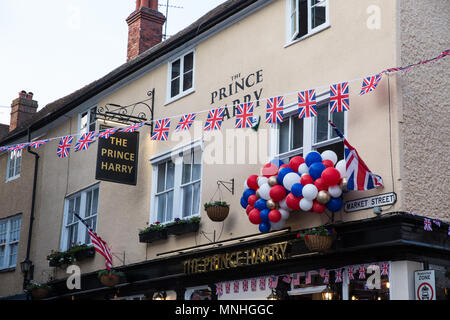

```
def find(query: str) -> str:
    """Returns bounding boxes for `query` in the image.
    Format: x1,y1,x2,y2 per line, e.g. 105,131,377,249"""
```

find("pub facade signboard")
95,131,139,185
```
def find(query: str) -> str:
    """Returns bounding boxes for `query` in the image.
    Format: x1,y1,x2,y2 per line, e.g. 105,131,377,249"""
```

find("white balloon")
302,184,318,201
328,185,342,198
270,219,285,231
298,163,309,175
335,160,346,178
321,150,338,165
258,183,271,200
299,198,313,211
279,208,290,220
283,172,301,191
257,176,268,187
279,197,289,210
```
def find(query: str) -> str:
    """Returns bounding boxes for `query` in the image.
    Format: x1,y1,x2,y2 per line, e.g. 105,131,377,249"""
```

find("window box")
47,244,95,267
166,218,200,236
139,229,168,243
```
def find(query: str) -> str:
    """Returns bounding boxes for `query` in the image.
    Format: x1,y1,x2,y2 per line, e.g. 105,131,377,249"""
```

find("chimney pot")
19,91,27,99
9,91,38,132
26,92,34,100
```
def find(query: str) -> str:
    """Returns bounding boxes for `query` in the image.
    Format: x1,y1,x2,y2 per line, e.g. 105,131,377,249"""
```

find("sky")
0,0,227,125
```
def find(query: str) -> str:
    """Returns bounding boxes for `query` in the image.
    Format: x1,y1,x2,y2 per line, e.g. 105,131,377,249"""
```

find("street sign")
344,192,397,213
415,270,436,300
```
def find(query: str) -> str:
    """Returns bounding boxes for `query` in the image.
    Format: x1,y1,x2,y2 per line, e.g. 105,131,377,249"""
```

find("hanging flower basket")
98,269,124,287
26,282,51,300
204,201,230,222
298,226,336,253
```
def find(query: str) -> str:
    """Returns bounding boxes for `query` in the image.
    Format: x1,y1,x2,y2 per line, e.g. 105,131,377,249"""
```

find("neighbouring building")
0,0,448,301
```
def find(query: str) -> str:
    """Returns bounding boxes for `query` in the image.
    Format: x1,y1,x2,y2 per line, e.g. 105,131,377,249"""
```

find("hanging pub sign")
344,192,397,213
95,131,139,185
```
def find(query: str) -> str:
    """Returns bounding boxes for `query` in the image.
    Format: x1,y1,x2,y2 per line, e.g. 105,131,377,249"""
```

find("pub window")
6,149,22,181
0,215,22,270
167,50,195,102
61,185,99,251
288,0,329,43
79,106,97,136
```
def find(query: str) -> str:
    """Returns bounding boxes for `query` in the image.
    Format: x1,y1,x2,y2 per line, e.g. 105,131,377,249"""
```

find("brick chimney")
126,0,166,61
9,90,38,132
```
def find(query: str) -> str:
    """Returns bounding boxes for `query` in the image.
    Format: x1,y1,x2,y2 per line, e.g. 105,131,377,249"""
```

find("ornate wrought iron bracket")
217,179,234,195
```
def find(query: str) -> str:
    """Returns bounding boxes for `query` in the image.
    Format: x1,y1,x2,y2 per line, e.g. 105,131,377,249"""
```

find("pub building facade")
0,0,448,300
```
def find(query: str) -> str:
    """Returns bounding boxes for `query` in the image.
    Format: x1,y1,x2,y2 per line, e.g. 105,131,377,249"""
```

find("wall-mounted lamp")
266,289,279,300
322,285,334,300
154,291,167,300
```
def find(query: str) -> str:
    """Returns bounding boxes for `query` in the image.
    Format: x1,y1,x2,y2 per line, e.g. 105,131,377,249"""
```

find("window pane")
182,185,193,217
8,244,18,267
171,78,180,98
167,191,174,222
0,246,4,268
92,188,99,215
331,111,345,139
67,224,78,248
166,161,175,189
14,151,21,176
85,217,97,243
184,53,193,72
311,0,326,29
89,107,97,132
157,163,166,192
75,196,81,216
279,120,290,154
298,0,308,37
315,104,329,143
171,59,180,79
182,162,192,184
86,191,92,218
156,194,167,223
183,71,193,91
192,182,201,215
292,116,304,149
80,112,88,135
0,222,7,245
192,150,202,181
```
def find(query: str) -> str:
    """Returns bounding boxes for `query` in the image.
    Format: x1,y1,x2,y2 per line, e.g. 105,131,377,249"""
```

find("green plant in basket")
204,201,230,210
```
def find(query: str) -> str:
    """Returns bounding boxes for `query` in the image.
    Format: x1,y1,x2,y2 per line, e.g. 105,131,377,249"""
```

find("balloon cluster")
240,150,348,233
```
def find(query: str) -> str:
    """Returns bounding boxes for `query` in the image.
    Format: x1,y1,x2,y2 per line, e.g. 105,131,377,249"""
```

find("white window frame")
166,49,196,104
60,184,99,251
78,106,98,136
286,0,330,46
149,140,203,225
270,90,347,162
0,215,22,270
6,149,22,182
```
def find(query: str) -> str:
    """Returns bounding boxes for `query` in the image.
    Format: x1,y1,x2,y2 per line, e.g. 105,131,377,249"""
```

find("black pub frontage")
44,212,449,301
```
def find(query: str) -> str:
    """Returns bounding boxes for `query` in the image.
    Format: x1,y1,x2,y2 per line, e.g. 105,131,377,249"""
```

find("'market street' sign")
95,131,139,185
344,192,397,213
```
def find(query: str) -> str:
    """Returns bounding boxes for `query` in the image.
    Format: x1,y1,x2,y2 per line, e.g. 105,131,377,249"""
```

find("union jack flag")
432,219,441,227
29,140,50,149
323,270,329,284
259,277,266,290
57,136,73,158
360,74,383,95
151,118,171,141
251,279,257,291
347,266,355,280
204,108,225,131
235,103,254,129
358,265,366,279
329,121,384,190
269,275,279,289
8,143,28,151
266,96,284,124
305,271,312,285
329,82,350,112
74,132,97,152
175,113,197,132
298,89,317,118
233,280,240,293
335,269,342,283
120,122,144,133
98,127,119,139
242,279,249,292
0,146,7,152
448,226,450,236
225,282,231,294
216,283,223,296
380,262,390,276
292,273,300,286
424,218,432,231
282,275,291,283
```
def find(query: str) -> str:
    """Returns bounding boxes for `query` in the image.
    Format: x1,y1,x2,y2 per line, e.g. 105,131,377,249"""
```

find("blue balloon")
240,196,248,209
305,151,322,167
260,209,270,223
277,167,294,184
259,222,271,233
243,188,256,201
326,197,343,212
270,158,285,168
309,162,326,180
291,183,304,197
255,198,268,211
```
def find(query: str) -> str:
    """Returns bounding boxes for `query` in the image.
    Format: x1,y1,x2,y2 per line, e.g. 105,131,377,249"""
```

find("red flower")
155,222,160,225
305,235,309,240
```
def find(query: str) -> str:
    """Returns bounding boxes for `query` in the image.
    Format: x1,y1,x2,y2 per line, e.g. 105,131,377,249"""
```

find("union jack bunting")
329,121,384,190
57,136,73,158
98,127,119,139
323,270,329,284
225,282,231,294
73,132,97,152
380,262,390,276
432,219,441,227
29,140,50,149
448,226,450,236
305,271,312,285
175,113,197,132
235,103,254,129
251,279,257,291
259,277,266,291
360,74,383,95
282,275,291,283
292,273,300,286
204,108,225,131
265,96,284,124
358,265,366,280
242,279,249,292
347,266,355,280
233,280,240,293
298,89,317,119
216,283,223,297
335,269,343,283
120,122,144,133
424,218,432,231
8,143,28,151
151,118,171,141
329,82,350,112
269,275,279,289
0,146,7,152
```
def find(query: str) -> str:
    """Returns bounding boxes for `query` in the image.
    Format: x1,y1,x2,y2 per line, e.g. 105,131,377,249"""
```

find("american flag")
204,108,225,131
235,103,254,129
74,132,97,152
233,280,240,293
380,262,390,276
225,282,231,294
175,113,197,132
335,269,342,283
151,118,171,141
424,218,432,231
347,266,355,280
298,89,317,118
259,277,266,290
360,74,383,95
329,121,384,190
358,265,366,279
120,122,144,133
8,143,29,151
242,279,249,292
57,136,73,158
266,96,284,124
29,140,50,149
216,283,223,296
329,82,350,112
98,127,119,139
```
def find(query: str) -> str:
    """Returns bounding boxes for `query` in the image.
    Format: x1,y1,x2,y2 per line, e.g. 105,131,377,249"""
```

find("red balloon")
247,175,259,191
285,193,301,211
269,210,282,223
269,185,287,202
289,156,305,172
248,209,262,225
313,201,326,214
248,195,258,206
314,178,328,191
262,163,279,177
279,164,290,169
321,167,341,186
322,160,334,168
246,205,253,215
300,174,314,186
